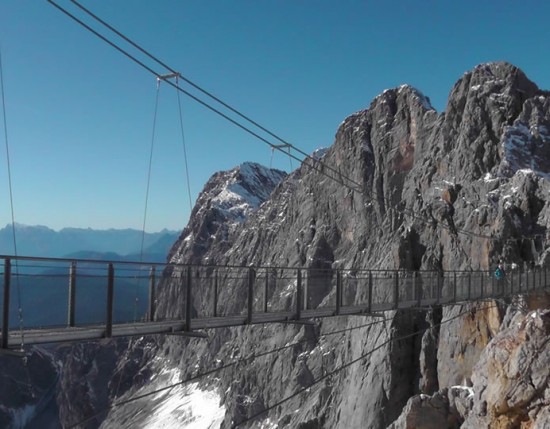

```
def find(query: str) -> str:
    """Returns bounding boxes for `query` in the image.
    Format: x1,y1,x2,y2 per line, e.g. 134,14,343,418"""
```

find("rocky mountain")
149,62,550,428
4,62,550,428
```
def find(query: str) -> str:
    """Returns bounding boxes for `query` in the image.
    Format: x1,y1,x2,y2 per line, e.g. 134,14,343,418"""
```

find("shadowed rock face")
48,62,550,428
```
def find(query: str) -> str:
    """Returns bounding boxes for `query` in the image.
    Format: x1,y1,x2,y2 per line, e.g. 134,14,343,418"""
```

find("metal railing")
1,254,549,349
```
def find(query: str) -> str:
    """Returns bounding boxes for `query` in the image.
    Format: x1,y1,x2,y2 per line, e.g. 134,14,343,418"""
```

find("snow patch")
102,366,225,429
210,162,286,223
450,385,474,398
141,380,224,428
11,404,37,428
311,147,328,160
483,172,498,182
259,418,279,428
502,122,550,181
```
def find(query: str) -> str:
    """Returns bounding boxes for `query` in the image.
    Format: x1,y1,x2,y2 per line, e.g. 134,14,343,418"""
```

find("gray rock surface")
462,309,550,428
41,62,550,428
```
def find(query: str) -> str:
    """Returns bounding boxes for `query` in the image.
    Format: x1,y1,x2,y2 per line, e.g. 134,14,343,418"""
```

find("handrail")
1,254,548,350
0,254,506,273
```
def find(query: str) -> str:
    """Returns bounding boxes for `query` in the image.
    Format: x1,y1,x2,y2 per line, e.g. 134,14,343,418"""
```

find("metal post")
518,268,522,292
412,271,416,304
296,269,302,320
367,271,373,313
416,272,422,307
213,269,218,317
435,272,441,305
453,271,457,303
479,272,484,299
393,271,399,309
68,262,76,327
303,269,308,311
185,266,192,331
105,263,114,338
336,270,342,315
148,266,156,322
247,267,254,324
2,259,11,349
264,269,269,313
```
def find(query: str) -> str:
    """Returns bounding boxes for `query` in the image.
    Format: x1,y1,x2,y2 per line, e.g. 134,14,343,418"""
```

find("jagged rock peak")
463,61,537,91
168,162,286,264
376,84,435,111
446,61,539,115
199,162,286,223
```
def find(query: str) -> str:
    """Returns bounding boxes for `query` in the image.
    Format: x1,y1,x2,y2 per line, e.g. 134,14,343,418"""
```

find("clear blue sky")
1,0,549,232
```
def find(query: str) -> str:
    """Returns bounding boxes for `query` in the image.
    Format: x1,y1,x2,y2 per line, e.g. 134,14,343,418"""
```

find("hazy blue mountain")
0,224,180,258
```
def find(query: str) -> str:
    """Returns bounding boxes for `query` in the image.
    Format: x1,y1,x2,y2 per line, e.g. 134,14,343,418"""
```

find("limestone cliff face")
55,62,550,428
133,62,550,428
391,305,550,429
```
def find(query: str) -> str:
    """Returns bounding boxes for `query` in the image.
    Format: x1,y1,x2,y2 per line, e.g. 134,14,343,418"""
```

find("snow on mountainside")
210,162,287,222
169,162,286,264
500,95,550,180
99,362,224,428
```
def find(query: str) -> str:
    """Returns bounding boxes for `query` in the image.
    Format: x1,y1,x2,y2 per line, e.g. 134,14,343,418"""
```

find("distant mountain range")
0,223,181,261
0,224,181,328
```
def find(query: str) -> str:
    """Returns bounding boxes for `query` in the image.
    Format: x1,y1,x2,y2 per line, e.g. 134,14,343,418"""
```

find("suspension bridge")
1,254,549,353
